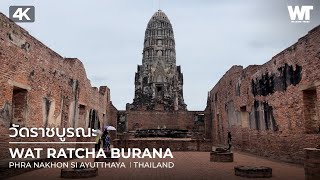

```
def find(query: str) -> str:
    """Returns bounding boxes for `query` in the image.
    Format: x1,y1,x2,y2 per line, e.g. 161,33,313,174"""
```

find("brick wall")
125,109,210,139
0,13,112,160
126,110,193,130
108,102,118,128
207,25,320,164
107,103,118,140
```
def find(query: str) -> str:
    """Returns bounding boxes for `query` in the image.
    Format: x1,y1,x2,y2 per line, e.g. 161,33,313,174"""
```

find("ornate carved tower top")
130,10,187,111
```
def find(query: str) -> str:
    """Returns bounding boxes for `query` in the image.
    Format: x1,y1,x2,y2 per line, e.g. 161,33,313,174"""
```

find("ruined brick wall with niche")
0,13,111,159
207,25,320,164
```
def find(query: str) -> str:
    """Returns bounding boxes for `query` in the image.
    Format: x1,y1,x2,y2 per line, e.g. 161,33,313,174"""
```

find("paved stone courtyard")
8,151,304,180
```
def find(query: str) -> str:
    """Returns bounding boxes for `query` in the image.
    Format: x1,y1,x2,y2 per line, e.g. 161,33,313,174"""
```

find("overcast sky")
1,0,320,110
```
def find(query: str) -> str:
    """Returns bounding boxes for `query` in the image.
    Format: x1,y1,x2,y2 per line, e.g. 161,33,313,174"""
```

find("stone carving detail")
130,10,186,111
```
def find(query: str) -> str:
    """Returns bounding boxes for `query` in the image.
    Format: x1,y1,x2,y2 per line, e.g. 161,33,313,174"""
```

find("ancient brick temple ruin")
206,25,320,164
0,12,113,160
118,10,211,139
130,10,186,111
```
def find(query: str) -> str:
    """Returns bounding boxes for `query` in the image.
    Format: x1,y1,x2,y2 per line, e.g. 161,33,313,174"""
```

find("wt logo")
287,6,313,23
9,6,35,22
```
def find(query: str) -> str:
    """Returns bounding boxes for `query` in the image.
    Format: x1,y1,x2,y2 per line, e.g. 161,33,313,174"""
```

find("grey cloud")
0,0,319,110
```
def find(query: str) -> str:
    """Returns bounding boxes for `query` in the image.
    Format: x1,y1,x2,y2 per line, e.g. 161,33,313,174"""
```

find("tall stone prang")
130,10,187,111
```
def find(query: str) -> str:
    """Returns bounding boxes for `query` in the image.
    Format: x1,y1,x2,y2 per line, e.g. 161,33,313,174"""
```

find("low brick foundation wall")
210,151,233,162
234,166,272,178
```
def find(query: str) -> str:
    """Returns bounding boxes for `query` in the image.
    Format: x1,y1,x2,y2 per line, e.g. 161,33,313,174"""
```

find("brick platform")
210,151,234,162
234,166,272,178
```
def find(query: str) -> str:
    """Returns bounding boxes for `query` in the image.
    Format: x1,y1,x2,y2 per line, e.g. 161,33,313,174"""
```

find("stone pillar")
304,148,320,180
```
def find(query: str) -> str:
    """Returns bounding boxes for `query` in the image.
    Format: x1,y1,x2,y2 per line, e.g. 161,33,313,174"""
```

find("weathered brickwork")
130,10,186,111
0,13,112,159
123,10,212,139
126,110,208,133
207,25,320,164
108,102,118,140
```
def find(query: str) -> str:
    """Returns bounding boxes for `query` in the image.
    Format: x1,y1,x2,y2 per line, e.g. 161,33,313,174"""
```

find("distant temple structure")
118,10,210,139
130,10,187,111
